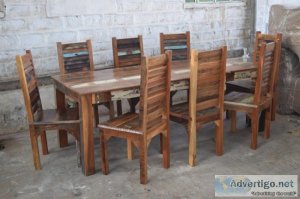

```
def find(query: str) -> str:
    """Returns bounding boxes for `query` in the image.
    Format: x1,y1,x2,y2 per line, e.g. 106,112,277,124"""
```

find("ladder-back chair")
99,51,172,184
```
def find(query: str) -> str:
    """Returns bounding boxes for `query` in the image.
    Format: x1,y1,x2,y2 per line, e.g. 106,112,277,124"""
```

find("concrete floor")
0,114,299,198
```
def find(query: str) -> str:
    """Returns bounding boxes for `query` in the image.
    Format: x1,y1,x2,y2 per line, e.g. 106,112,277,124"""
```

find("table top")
52,57,256,96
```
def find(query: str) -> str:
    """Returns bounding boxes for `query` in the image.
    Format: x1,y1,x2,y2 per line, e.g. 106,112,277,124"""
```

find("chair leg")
264,108,271,139
139,141,148,184
29,126,41,170
127,140,134,160
93,105,99,127
188,121,197,167
162,130,170,169
117,100,122,116
250,109,259,150
109,101,115,119
128,98,139,113
215,120,224,156
229,110,237,133
40,130,49,155
100,133,109,175
159,134,163,154
75,140,81,168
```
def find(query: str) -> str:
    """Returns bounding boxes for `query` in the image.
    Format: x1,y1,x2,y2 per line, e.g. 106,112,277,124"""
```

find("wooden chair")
99,51,172,184
57,40,114,126
160,31,191,60
170,47,227,167
160,31,191,106
16,50,80,170
112,35,144,116
226,32,282,121
224,41,280,149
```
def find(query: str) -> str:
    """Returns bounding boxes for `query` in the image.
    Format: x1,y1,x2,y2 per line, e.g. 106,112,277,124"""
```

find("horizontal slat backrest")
16,50,43,123
112,35,144,68
189,47,226,114
254,41,278,104
251,32,282,88
160,31,190,61
57,40,94,74
139,51,172,133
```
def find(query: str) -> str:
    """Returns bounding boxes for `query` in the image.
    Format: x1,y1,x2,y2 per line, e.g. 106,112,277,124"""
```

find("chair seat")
226,78,254,93
170,102,220,122
99,113,142,135
31,108,80,126
224,92,272,110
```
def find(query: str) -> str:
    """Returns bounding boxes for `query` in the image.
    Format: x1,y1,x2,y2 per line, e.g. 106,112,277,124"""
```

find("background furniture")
99,51,172,184
16,50,80,170
226,32,282,122
112,35,144,116
170,47,226,166
160,31,191,106
57,40,114,129
224,41,280,149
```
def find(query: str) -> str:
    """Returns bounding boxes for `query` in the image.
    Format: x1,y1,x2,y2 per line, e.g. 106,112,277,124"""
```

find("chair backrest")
189,47,227,117
253,41,280,104
16,50,43,123
57,40,94,74
139,51,172,133
112,35,144,68
160,31,190,61
253,31,282,65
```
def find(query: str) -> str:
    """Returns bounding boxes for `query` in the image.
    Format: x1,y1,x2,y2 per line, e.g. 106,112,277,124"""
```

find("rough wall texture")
268,5,300,115
256,0,300,33
0,0,254,134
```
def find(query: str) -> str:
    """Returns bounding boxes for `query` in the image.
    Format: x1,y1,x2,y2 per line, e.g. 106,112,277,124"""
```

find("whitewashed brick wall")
256,0,300,32
1,0,253,81
0,0,253,133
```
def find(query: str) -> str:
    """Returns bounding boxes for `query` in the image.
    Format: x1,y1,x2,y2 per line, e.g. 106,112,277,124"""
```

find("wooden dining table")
52,57,256,176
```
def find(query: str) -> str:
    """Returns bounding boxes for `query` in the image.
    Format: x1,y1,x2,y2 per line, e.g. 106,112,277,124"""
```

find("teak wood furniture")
226,32,282,121
112,35,144,115
57,39,114,132
52,57,255,176
160,31,191,106
170,47,227,166
17,50,80,170
224,41,280,149
99,51,172,184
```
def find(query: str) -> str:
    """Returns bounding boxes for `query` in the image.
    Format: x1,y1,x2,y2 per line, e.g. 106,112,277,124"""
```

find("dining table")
52,56,256,176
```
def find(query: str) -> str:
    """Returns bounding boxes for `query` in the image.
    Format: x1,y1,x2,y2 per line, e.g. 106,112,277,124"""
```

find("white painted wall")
256,0,300,32
0,0,254,133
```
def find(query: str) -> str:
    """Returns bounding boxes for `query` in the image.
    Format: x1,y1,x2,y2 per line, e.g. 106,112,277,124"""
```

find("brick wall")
0,0,253,134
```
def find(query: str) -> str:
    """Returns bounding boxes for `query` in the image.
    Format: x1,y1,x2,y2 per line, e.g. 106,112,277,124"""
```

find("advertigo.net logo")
215,175,298,197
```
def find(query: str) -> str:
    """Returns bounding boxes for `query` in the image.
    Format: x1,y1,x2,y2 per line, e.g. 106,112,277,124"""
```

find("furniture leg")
264,108,271,139
40,130,49,155
29,126,41,170
139,140,148,184
188,120,197,167
117,100,122,116
80,94,95,176
162,130,170,169
93,104,99,127
215,120,224,156
56,89,68,147
100,133,109,175
127,139,134,160
229,110,237,133
251,109,259,150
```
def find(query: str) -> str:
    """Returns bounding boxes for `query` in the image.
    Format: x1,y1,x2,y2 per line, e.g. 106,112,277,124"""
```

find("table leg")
80,94,95,176
56,89,68,147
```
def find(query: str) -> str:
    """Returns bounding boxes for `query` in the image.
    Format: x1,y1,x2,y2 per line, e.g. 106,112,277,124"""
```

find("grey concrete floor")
0,114,300,199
